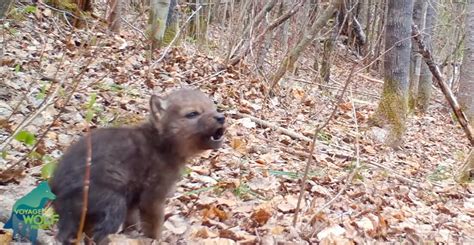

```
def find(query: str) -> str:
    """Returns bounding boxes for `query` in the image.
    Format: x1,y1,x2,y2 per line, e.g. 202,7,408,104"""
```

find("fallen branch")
412,24,474,145
235,112,312,142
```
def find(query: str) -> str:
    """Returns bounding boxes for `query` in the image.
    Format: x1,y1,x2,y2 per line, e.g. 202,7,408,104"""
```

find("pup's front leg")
139,197,165,240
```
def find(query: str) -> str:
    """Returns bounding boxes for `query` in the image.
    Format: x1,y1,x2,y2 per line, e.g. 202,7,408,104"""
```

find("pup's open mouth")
210,128,225,141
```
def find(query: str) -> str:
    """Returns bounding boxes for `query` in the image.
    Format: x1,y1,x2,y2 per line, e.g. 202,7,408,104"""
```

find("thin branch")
235,113,311,142
120,16,146,39
309,86,361,237
292,64,357,226
229,0,303,66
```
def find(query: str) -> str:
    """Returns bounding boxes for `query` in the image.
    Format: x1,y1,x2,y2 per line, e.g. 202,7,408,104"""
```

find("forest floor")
0,3,473,245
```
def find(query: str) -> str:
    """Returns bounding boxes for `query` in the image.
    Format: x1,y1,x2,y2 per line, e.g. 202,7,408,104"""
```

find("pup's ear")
150,95,168,124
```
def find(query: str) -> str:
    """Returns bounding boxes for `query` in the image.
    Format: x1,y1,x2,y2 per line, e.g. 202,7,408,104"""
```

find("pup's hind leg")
90,192,127,243
54,199,81,244
123,205,139,232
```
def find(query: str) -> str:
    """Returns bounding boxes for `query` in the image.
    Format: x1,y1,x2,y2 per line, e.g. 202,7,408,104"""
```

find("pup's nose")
214,114,225,124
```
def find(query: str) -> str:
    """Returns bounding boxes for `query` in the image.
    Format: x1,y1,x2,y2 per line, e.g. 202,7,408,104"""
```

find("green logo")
3,181,58,244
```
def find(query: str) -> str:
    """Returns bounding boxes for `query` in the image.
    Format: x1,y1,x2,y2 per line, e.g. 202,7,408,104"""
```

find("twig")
190,69,225,85
356,73,384,84
309,86,361,237
120,16,146,39
39,2,79,19
229,0,303,66
4,30,101,170
0,82,62,151
310,86,360,237
235,113,311,142
292,64,357,226
149,6,203,70
76,123,92,244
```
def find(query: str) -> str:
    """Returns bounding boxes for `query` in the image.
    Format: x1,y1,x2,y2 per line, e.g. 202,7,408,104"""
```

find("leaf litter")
0,3,472,244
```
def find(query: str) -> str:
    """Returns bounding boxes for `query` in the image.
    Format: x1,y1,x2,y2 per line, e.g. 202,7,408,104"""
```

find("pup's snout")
214,114,225,125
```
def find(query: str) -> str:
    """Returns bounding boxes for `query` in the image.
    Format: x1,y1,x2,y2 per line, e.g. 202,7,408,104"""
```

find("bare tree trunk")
269,0,343,91
408,0,427,111
371,0,414,148
163,0,178,45
74,0,94,27
417,0,437,113
320,15,339,85
0,0,14,18
107,0,123,33
149,0,171,50
372,0,388,72
458,0,474,127
457,149,473,182
279,1,290,53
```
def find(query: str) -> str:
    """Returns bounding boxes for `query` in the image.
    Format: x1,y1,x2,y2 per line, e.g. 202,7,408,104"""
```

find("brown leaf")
0,119,12,133
0,57,15,67
363,145,377,155
270,225,285,235
0,167,25,185
200,238,236,245
250,209,271,226
219,229,240,241
202,205,229,222
230,137,247,154
0,230,12,245
338,102,353,111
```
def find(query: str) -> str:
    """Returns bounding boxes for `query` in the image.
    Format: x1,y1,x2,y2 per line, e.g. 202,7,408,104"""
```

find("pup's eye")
185,111,200,119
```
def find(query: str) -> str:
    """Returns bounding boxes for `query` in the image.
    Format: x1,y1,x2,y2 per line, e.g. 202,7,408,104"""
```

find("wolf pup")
50,89,226,244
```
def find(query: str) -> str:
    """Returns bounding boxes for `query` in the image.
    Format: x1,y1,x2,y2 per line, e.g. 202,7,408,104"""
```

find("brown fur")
50,89,226,244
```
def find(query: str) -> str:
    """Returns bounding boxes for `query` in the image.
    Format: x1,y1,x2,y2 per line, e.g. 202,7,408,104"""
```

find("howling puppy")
50,89,226,244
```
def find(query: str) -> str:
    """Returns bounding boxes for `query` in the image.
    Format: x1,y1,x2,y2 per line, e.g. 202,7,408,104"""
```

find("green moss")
417,84,431,113
45,0,77,12
408,93,417,113
162,23,177,45
371,79,408,147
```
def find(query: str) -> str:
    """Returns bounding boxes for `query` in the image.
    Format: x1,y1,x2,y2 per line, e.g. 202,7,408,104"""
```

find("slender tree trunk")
107,0,123,33
457,149,473,182
417,0,437,113
149,0,171,50
372,0,414,148
320,15,339,85
408,0,427,111
73,0,94,27
458,0,474,127
279,1,290,53
358,0,369,33
0,0,14,18
163,0,178,45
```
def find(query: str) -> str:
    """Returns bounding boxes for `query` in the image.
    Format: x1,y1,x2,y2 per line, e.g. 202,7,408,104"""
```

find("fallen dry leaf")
202,205,229,222
250,209,272,226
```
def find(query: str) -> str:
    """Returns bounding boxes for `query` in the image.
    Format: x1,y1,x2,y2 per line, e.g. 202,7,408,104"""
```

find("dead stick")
76,124,92,244
235,113,312,142
309,87,361,236
292,64,357,226
412,24,474,145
